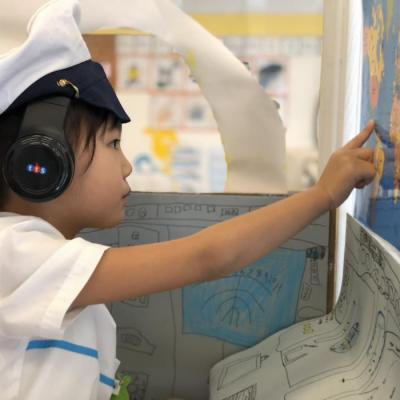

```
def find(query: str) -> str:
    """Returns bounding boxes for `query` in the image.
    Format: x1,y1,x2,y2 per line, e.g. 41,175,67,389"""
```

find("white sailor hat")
0,0,130,122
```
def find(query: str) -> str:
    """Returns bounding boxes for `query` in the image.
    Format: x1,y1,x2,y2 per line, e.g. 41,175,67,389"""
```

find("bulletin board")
80,192,335,400
84,33,321,194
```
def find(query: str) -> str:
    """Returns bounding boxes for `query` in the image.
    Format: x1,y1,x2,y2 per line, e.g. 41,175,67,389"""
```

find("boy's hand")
315,120,376,209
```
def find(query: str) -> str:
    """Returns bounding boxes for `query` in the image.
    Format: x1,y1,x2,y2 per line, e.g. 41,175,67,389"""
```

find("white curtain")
318,0,363,300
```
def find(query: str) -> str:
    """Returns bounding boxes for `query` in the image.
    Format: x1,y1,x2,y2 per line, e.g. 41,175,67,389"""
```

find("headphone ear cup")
3,96,74,202
3,134,74,202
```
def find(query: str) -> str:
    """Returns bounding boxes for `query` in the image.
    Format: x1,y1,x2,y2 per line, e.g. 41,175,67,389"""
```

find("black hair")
0,98,121,209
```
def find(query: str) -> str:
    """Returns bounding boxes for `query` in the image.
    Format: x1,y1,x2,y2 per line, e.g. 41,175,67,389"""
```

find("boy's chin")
88,213,124,231
102,212,125,229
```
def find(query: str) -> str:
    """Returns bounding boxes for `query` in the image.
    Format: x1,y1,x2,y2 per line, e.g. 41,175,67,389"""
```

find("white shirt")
0,212,119,399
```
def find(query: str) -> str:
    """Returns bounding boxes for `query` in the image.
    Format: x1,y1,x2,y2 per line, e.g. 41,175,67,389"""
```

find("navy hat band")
6,60,130,124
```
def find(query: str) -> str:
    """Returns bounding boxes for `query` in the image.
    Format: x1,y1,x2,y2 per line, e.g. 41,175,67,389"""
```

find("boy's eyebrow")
104,118,122,136
113,119,122,134
104,129,121,139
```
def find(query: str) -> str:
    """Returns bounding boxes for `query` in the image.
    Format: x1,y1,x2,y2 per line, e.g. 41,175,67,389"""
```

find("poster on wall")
355,0,400,249
86,33,321,194
115,35,290,131
113,35,293,193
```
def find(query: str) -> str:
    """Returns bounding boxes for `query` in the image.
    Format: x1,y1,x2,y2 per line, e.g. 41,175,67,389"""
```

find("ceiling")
179,0,323,14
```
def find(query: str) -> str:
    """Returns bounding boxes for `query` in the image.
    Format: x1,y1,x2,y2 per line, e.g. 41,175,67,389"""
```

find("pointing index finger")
343,120,375,150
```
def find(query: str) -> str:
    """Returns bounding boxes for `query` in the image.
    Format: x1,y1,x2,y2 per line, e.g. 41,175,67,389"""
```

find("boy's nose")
122,154,133,178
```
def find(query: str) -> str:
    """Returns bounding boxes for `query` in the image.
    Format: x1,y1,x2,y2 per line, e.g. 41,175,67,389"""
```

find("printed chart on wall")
80,192,333,400
355,0,400,249
109,35,320,193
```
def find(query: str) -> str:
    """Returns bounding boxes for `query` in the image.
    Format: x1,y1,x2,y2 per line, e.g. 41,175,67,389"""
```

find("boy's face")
57,123,132,233
2,120,133,238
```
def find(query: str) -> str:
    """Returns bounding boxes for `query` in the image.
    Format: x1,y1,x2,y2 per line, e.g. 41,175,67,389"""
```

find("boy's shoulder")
0,212,63,237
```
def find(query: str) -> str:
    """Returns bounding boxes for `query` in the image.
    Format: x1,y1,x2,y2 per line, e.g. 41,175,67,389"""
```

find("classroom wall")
85,0,324,193
110,36,322,193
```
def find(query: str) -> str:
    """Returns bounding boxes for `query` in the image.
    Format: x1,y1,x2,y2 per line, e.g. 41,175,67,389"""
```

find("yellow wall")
94,14,323,37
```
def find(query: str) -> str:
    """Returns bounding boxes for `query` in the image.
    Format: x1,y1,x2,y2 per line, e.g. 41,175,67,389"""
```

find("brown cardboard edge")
327,208,337,313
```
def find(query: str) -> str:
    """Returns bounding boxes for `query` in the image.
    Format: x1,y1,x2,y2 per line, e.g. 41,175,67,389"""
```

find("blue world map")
355,0,400,249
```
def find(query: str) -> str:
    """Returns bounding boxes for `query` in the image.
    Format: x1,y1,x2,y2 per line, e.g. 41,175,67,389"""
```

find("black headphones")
2,96,74,202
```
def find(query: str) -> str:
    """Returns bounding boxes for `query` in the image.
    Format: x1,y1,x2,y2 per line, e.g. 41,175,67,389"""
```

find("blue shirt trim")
27,339,98,358
100,373,116,388
27,339,115,388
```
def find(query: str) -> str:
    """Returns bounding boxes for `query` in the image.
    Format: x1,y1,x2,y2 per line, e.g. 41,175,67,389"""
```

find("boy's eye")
111,139,121,149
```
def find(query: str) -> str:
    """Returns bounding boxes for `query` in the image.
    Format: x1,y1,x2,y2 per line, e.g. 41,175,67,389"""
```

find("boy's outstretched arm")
71,122,376,309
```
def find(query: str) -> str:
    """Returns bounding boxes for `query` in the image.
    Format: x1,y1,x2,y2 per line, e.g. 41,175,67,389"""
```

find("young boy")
0,1,376,399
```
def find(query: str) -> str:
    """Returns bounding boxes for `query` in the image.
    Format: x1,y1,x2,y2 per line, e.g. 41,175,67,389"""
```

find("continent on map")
364,3,385,111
